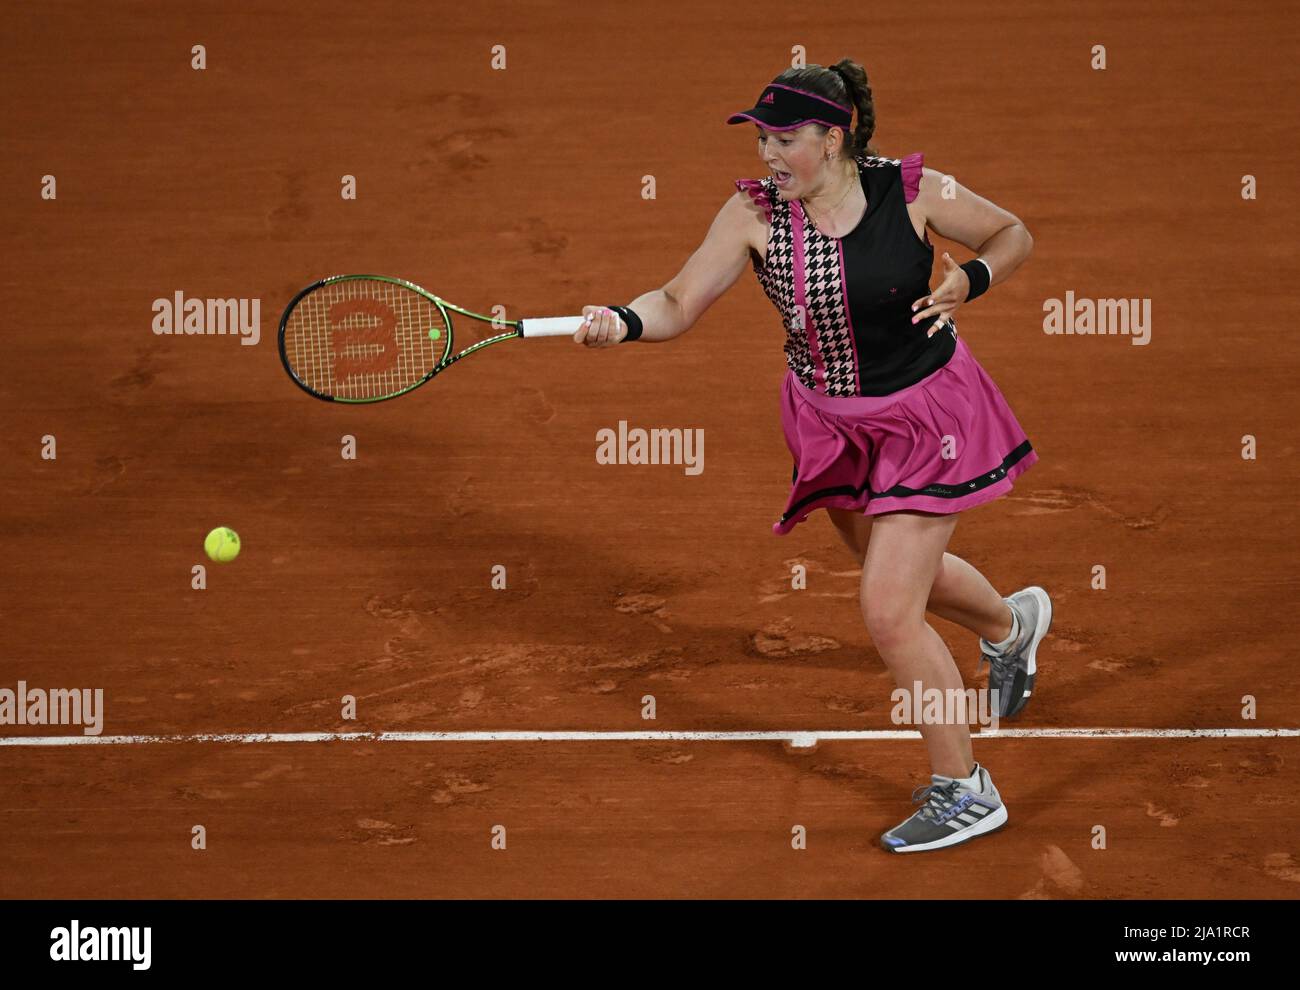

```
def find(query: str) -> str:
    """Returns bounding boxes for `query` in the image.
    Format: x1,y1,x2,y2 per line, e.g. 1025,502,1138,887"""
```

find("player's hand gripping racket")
277,274,585,402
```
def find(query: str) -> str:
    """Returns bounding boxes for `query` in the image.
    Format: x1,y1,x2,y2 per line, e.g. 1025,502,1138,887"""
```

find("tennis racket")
277,274,586,403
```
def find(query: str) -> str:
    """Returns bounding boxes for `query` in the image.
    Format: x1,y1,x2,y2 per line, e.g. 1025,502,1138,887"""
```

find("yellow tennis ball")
204,526,241,563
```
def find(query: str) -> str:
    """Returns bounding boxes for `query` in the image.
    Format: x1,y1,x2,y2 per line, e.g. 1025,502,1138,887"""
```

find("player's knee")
862,597,923,652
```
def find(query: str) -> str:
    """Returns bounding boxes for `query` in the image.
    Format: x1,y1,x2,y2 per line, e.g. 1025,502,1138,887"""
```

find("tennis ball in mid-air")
204,526,241,563
428,328,441,341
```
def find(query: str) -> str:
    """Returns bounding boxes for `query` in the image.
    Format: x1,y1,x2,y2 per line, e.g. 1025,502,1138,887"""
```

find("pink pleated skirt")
773,336,1038,535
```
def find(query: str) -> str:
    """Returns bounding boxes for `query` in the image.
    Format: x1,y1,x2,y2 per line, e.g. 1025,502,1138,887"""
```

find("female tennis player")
574,60,1052,854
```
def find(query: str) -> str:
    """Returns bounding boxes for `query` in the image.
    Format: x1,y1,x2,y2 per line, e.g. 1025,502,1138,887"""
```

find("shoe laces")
909,780,964,822
979,646,1016,680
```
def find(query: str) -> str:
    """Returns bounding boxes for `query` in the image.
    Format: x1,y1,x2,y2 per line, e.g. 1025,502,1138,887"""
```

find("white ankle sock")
988,603,1020,653
952,763,983,792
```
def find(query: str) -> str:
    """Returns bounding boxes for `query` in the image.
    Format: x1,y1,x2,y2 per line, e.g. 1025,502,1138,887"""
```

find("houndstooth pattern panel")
799,231,856,395
751,177,817,390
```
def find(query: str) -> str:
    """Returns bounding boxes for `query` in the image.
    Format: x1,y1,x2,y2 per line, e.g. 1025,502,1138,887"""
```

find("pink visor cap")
725,83,852,132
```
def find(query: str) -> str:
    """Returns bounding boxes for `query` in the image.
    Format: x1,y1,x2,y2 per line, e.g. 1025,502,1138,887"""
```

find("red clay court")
1,1,1297,899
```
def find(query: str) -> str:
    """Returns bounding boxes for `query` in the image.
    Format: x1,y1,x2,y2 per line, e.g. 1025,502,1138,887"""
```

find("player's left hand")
911,252,968,338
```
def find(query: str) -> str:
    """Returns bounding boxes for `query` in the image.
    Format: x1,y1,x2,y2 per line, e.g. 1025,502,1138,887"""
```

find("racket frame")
277,273,529,404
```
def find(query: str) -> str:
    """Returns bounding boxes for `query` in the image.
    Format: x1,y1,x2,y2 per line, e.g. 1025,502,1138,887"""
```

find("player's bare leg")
859,510,971,779
826,507,1012,644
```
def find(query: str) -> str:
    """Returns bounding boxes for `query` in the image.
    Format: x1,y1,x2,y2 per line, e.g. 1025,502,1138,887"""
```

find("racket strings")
284,280,448,400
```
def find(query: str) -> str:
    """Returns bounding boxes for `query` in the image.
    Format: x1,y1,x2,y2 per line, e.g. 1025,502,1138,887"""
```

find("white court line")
0,728,1297,747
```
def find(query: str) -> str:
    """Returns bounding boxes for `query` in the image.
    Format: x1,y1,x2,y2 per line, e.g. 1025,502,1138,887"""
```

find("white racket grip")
519,316,587,337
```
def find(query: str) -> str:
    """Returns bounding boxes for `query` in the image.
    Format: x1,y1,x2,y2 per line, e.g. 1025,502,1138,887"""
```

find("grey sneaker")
879,764,1008,853
979,586,1053,718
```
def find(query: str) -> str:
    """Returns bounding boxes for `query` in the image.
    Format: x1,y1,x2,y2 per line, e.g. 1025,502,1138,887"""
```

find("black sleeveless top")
735,152,957,397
